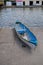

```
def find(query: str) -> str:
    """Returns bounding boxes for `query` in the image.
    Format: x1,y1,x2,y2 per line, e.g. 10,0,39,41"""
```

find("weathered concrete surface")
0,27,43,65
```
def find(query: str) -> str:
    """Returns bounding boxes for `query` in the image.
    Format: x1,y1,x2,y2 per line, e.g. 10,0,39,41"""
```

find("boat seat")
17,29,26,34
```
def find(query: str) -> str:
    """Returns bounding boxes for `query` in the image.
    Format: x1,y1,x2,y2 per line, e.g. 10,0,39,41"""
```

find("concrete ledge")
0,28,43,65
1,5,43,8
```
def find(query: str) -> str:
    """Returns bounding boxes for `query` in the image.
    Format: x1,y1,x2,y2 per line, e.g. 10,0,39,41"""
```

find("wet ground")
0,7,43,28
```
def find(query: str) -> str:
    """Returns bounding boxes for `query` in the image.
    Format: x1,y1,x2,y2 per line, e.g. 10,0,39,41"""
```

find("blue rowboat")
15,21,38,48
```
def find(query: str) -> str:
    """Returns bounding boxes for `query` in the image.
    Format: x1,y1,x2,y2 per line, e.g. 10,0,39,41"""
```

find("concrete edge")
0,5,43,8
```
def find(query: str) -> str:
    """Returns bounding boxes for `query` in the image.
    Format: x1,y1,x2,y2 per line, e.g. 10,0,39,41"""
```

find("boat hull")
16,31,36,48
15,21,38,48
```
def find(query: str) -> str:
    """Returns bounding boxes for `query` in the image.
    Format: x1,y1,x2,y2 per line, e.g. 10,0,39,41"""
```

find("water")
0,7,43,28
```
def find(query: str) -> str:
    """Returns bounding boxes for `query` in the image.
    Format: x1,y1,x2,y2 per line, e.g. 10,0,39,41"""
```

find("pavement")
0,27,43,65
